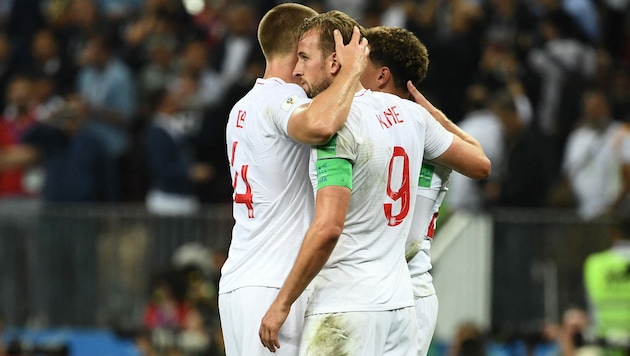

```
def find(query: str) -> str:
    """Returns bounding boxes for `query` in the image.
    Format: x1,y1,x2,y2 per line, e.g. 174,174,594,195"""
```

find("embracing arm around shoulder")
287,27,369,145
435,136,491,179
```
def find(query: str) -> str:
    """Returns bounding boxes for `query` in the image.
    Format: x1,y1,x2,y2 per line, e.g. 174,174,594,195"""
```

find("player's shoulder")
231,78,308,113
353,90,407,111
262,77,305,92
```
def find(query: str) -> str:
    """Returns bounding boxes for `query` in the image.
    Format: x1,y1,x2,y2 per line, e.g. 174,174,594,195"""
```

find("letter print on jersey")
315,135,353,190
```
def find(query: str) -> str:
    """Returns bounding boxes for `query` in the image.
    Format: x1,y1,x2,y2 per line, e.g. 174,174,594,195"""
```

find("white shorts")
219,286,309,356
299,307,418,356
415,294,438,356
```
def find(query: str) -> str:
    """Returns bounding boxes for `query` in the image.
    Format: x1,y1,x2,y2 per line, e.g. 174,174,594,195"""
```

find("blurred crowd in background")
0,0,628,220
0,0,629,355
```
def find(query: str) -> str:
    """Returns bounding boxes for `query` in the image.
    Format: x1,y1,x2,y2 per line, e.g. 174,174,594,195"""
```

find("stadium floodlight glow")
183,0,205,15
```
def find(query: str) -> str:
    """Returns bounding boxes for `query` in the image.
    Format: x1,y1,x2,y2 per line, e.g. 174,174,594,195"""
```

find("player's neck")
263,57,297,84
355,82,366,94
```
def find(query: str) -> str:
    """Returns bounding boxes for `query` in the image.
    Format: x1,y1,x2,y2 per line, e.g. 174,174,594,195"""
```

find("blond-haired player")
219,4,369,355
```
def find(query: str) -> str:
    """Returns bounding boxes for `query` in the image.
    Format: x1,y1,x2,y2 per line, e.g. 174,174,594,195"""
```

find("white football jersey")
306,89,453,316
220,78,314,293
407,162,452,297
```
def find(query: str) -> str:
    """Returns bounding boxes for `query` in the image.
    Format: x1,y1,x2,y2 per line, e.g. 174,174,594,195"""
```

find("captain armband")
315,157,352,190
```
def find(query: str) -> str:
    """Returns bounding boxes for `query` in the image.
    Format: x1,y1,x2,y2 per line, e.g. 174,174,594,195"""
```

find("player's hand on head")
333,26,369,74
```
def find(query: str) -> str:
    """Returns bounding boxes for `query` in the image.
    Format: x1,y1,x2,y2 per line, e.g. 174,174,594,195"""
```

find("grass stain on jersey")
306,314,352,356
406,239,423,262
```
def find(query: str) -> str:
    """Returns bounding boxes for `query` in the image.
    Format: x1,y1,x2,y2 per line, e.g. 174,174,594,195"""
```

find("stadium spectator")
0,75,37,198
449,322,486,356
31,73,65,124
121,1,192,73
444,87,509,211
29,27,77,96
210,3,258,97
410,0,486,122
175,39,224,110
561,89,630,220
5,0,45,69
144,87,212,216
135,32,178,116
52,0,110,67
584,218,630,352
482,0,538,57
0,31,16,112
76,32,136,200
5,94,116,202
527,10,597,143
143,268,191,354
0,94,115,325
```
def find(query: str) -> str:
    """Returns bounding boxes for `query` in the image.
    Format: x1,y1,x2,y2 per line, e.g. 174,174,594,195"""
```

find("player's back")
308,89,452,315
221,78,314,293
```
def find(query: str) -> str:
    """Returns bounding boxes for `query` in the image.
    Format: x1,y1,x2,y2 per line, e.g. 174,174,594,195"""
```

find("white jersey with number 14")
220,78,313,294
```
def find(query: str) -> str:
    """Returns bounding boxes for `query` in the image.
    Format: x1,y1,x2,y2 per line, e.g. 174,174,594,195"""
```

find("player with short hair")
362,26,488,355
259,12,491,355
219,4,369,356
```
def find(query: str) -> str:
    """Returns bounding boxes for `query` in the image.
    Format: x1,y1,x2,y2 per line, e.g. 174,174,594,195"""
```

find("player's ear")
330,52,341,74
377,67,391,89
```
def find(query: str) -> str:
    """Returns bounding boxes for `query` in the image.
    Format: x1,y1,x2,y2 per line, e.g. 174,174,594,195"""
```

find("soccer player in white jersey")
361,26,488,355
259,12,491,355
219,4,370,356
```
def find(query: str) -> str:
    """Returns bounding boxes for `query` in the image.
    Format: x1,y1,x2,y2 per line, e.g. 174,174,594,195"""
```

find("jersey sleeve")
267,84,311,139
421,109,454,160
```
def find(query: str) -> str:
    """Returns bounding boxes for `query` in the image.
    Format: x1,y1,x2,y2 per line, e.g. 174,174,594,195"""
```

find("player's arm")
433,134,491,179
408,81,491,179
259,184,349,352
260,150,352,352
287,27,369,145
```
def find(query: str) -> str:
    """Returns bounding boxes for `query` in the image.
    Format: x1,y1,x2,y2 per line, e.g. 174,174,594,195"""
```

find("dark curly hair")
365,26,429,93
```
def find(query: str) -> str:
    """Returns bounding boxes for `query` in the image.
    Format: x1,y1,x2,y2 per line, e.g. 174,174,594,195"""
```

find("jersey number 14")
231,141,254,218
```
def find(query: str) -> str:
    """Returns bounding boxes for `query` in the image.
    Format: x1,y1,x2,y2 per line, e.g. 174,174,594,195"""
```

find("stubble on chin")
307,77,332,99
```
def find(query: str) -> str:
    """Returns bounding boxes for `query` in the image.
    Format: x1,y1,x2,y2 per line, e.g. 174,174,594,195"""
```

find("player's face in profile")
293,29,333,98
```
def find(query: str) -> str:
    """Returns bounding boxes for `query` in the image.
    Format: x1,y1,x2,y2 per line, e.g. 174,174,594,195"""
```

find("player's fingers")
407,80,431,108
360,36,369,51
407,80,422,100
333,29,343,48
259,327,272,352
350,25,361,44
